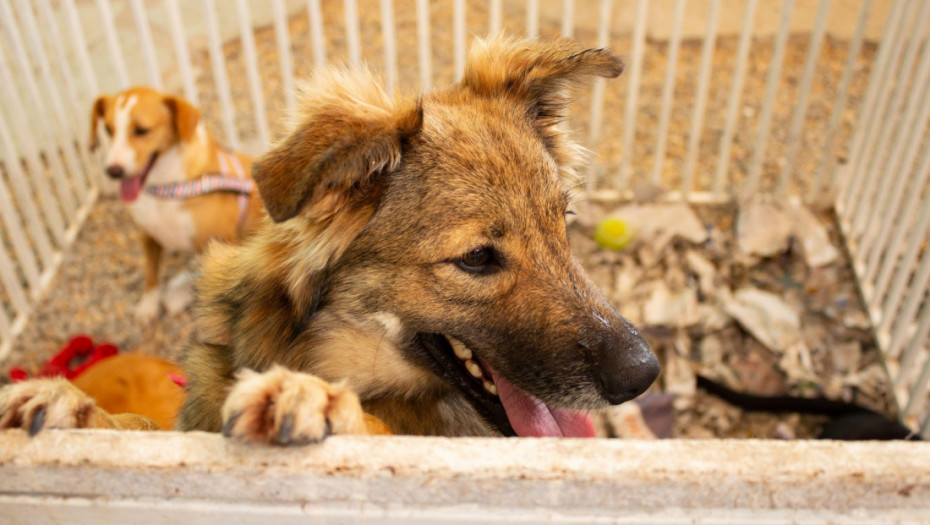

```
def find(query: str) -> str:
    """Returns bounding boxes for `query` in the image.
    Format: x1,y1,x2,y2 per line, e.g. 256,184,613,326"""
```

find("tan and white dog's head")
90,87,201,202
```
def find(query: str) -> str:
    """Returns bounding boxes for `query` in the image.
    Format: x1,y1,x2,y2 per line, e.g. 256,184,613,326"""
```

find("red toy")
9,335,118,383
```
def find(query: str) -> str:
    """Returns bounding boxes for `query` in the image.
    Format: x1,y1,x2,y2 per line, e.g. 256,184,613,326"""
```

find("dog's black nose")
596,330,660,405
106,165,125,179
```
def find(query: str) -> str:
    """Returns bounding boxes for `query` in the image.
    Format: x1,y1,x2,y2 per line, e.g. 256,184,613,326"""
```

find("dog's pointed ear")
461,35,623,132
253,70,423,223
90,95,109,151
164,96,202,143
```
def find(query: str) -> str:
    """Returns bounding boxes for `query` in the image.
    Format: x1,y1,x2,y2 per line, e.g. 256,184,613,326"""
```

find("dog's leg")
135,234,163,324
163,271,195,316
220,366,373,445
0,378,160,434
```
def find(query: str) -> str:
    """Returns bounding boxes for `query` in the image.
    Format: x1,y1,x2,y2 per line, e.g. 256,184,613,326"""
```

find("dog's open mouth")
119,152,159,203
416,333,596,438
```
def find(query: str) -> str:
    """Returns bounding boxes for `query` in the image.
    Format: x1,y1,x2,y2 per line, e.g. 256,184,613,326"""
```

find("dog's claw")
220,366,367,445
276,414,294,445
222,411,241,438
28,406,47,437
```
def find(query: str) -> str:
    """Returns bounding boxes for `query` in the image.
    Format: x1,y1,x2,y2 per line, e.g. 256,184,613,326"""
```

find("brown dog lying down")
0,36,659,442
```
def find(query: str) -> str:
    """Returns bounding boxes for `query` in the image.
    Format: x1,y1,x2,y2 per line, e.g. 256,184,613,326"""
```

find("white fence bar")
454,0,466,81
872,141,930,326
0,52,63,256
0,246,14,330
650,0,686,185
713,0,758,196
0,209,29,315
839,0,909,217
204,0,241,150
777,0,831,196
897,285,930,381
860,35,930,276
526,0,539,39
15,0,86,210
852,0,929,248
682,0,720,198
585,0,612,190
165,0,199,105
380,0,398,94
36,0,97,196
308,0,327,68
272,0,297,115
95,0,130,88
894,259,930,422
416,0,432,91
490,0,502,35
129,0,163,89
618,0,647,188
561,0,574,38
344,0,362,68
0,112,43,292
880,145,930,353
63,0,100,96
235,0,270,146
744,0,795,197
62,0,107,196
887,237,930,358
902,303,930,424
0,1,71,243
813,0,871,201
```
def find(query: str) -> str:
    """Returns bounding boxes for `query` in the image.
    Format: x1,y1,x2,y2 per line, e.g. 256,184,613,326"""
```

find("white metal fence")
1,0,928,433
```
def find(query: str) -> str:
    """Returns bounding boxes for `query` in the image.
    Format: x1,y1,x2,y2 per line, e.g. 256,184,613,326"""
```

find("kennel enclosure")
1,0,930,521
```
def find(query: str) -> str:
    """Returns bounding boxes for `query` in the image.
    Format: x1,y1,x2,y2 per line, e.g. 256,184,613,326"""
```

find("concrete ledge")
1,431,928,523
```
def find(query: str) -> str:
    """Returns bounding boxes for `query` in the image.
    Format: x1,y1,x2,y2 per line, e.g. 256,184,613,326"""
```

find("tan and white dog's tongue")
120,174,145,202
490,368,595,438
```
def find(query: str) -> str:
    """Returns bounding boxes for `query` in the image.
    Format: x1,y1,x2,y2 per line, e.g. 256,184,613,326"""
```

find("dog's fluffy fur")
178,36,659,442
0,37,658,442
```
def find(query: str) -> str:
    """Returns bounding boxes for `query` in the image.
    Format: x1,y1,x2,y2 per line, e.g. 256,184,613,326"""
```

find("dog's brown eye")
456,247,497,274
104,125,113,136
134,125,149,137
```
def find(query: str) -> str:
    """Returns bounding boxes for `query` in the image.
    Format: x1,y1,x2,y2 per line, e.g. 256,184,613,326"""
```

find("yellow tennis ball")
595,217,634,251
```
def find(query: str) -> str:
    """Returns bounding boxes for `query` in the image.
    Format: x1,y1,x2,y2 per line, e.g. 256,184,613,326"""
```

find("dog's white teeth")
465,359,482,379
483,380,498,396
449,337,473,360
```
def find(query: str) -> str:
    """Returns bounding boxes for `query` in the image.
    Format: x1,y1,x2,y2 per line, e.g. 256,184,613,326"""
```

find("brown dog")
1,37,658,441
90,88,263,323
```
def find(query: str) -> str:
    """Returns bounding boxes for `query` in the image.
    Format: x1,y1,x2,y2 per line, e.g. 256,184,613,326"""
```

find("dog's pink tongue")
120,174,144,202
491,369,595,438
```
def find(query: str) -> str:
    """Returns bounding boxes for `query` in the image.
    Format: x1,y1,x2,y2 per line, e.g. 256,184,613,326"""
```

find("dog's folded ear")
253,70,423,223
90,95,108,151
164,96,202,144
461,35,623,144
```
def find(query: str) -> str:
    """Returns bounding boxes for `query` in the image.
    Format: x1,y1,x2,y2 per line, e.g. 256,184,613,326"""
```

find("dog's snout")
106,165,125,179
595,328,660,405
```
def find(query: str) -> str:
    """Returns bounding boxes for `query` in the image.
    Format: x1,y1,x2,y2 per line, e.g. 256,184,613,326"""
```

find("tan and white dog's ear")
90,95,109,151
253,69,422,223
164,96,201,143
462,35,623,125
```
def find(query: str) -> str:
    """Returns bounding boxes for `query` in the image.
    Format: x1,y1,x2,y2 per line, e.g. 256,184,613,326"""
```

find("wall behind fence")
1,0,927,429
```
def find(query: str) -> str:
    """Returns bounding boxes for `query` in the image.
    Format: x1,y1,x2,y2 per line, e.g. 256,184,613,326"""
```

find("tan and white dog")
91,87,263,323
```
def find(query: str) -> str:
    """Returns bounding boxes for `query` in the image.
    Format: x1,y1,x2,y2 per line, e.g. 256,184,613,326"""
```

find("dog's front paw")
134,289,162,324
0,378,116,435
221,366,367,445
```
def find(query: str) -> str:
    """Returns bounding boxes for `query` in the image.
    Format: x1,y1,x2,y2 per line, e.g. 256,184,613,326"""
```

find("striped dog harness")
145,150,253,226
